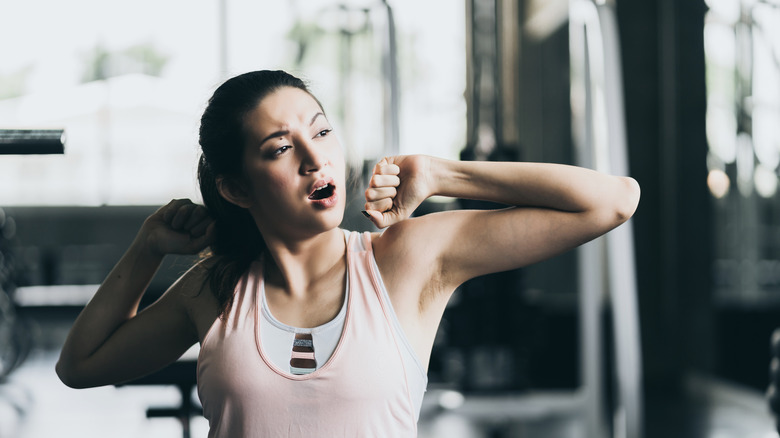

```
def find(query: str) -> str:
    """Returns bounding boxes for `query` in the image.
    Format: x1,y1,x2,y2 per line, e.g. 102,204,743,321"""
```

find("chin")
304,204,345,231
324,207,346,230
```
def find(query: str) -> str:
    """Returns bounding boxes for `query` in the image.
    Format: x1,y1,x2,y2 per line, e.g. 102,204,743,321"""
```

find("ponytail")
197,155,264,317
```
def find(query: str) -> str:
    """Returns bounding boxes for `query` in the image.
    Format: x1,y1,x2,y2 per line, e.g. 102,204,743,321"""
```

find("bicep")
61,284,199,388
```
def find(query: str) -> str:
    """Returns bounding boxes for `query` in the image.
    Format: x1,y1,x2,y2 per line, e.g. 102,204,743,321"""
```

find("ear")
216,177,253,209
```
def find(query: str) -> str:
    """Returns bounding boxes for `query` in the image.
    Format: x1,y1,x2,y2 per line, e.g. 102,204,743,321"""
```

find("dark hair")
198,70,313,317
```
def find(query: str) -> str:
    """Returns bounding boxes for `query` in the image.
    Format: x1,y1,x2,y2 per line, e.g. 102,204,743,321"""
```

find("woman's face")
238,86,346,240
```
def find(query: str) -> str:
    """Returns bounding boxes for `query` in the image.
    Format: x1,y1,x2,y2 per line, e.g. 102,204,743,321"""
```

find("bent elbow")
55,360,76,388
56,359,89,389
613,176,641,224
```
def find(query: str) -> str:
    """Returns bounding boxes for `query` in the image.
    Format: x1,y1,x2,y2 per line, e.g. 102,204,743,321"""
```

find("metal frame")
570,1,643,437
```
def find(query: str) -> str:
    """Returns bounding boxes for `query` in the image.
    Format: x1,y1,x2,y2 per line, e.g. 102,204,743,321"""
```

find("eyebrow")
258,112,326,147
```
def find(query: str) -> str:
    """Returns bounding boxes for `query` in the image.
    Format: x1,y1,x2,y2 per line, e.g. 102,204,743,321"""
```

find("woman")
56,70,640,436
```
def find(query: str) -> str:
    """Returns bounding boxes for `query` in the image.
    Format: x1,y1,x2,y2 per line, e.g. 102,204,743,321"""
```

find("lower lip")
308,191,338,209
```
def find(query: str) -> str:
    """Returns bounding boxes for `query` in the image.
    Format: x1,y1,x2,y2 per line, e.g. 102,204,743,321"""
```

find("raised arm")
367,155,640,296
56,199,215,388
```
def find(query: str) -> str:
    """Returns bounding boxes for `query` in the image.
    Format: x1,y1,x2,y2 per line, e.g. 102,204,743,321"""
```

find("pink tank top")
197,231,419,437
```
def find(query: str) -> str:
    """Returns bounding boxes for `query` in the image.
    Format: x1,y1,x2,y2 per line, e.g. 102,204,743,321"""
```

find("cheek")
328,143,346,178
251,169,296,205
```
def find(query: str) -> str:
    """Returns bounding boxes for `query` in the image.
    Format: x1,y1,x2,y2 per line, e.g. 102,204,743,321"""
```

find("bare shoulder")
370,213,459,312
371,209,479,276
371,215,441,274
370,207,518,307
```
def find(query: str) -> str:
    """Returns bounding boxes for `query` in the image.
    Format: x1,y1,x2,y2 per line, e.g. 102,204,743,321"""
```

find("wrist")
427,156,467,199
132,226,166,263
425,155,447,197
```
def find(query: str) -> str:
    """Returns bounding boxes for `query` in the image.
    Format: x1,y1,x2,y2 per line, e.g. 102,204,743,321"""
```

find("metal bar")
596,3,644,437
382,0,400,156
571,6,608,436
0,129,65,155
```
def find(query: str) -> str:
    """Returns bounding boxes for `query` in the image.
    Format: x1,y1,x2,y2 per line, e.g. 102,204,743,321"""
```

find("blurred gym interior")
1,0,779,437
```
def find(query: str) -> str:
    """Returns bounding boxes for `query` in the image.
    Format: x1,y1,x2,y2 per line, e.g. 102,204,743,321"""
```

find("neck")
261,227,346,298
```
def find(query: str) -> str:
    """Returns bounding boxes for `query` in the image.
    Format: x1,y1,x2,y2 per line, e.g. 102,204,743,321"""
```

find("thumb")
362,209,384,228
184,221,217,254
362,209,401,229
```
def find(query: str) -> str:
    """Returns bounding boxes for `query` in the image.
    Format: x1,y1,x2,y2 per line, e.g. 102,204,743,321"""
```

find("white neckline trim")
260,278,349,334
259,229,351,335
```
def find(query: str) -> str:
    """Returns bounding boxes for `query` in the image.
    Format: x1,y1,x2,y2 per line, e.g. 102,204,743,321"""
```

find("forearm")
429,157,639,217
57,234,163,370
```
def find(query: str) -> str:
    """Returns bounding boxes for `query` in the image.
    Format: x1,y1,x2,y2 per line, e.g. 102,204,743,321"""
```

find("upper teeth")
315,184,328,191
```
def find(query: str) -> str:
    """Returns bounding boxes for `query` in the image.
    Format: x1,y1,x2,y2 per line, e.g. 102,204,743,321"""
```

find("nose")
297,137,328,174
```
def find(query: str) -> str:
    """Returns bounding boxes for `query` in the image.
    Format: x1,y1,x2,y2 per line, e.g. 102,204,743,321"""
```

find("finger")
183,206,209,231
189,216,215,238
179,221,216,254
364,198,394,213
372,157,389,174
362,209,384,228
170,203,196,229
162,199,190,223
374,163,400,176
372,158,399,176
369,174,400,188
363,209,401,229
365,187,397,202
161,200,178,223
190,221,217,251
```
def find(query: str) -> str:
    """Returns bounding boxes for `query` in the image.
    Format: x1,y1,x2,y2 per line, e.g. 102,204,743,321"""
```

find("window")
0,0,465,206
705,0,780,300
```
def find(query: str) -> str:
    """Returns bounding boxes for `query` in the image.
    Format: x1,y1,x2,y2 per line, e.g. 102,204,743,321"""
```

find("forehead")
245,87,323,133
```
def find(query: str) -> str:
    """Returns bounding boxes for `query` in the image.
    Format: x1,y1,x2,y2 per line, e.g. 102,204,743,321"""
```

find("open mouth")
308,183,335,200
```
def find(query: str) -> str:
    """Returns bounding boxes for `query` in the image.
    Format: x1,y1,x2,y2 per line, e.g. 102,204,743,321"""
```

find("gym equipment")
0,129,65,155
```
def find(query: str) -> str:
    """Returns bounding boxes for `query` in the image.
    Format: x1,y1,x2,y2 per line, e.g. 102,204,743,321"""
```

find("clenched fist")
140,199,215,256
363,155,434,229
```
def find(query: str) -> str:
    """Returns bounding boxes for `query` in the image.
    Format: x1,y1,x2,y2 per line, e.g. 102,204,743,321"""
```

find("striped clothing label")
290,333,316,375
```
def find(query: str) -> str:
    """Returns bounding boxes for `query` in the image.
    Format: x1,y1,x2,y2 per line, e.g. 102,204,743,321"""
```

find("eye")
271,145,291,157
314,128,333,138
